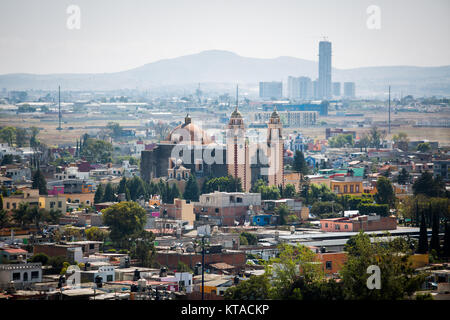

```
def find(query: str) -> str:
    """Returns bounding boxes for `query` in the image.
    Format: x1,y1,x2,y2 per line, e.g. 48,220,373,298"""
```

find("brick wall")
155,251,246,270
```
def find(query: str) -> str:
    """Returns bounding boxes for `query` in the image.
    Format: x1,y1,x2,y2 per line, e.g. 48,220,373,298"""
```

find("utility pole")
388,85,391,134
57,85,62,130
201,235,205,301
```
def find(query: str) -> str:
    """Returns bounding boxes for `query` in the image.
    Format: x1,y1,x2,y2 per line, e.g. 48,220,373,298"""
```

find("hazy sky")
0,0,449,74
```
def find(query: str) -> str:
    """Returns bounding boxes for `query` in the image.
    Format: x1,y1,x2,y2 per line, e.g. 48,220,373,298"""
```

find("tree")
328,134,354,148
368,126,386,149
80,137,113,163
443,221,450,258
374,176,395,208
45,209,63,225
102,201,147,248
106,122,123,140
127,176,146,201
392,132,409,151
85,226,108,242
183,174,199,202
94,184,104,204
0,154,14,165
397,168,410,185
413,171,445,198
224,275,270,300
0,127,16,146
275,204,290,225
282,184,297,199
29,127,40,148
27,205,47,232
252,179,281,200
169,183,181,203
31,169,48,195
417,142,431,153
417,212,429,254
0,209,10,228
430,203,440,254
240,232,258,245
341,231,425,300
293,150,309,175
15,128,29,147
266,244,324,299
310,201,343,219
31,253,49,265
102,183,116,202
130,230,155,267
12,202,32,229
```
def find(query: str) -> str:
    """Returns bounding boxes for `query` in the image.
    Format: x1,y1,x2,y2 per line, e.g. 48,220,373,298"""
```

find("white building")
0,263,42,287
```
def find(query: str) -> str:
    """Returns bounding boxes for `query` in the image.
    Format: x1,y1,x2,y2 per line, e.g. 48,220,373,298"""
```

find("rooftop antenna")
235,84,239,112
388,85,391,134
57,85,62,130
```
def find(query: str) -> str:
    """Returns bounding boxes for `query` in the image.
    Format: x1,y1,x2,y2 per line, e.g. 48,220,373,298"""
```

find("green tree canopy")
102,201,147,248
31,169,48,195
341,231,425,300
183,174,200,202
374,176,395,208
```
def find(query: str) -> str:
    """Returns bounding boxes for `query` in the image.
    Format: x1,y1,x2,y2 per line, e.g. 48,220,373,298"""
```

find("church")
140,98,284,192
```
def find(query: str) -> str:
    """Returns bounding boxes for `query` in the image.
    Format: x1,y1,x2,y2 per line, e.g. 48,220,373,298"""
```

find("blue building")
252,215,272,226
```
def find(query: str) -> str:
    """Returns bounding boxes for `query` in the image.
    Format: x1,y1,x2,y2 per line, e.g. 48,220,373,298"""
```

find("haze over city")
0,0,449,74
0,0,449,310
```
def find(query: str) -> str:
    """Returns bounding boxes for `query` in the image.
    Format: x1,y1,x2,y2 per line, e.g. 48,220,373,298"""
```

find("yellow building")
330,178,363,196
163,198,195,226
39,195,67,213
64,193,95,207
2,188,39,211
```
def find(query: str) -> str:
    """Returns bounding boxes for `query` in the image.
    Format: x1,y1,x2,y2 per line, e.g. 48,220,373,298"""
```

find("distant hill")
0,50,449,97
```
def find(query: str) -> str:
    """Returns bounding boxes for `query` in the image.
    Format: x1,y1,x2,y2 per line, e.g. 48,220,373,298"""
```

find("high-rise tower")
318,40,332,99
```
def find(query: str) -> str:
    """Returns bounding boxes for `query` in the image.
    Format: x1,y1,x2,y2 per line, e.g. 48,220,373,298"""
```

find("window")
350,185,354,193
50,202,55,209
89,244,95,250
326,261,332,270
31,271,39,279
13,272,21,281
58,201,62,208
344,224,348,229
215,208,219,213
107,275,113,282
6,202,10,209
344,185,348,193
356,185,360,193
325,223,328,228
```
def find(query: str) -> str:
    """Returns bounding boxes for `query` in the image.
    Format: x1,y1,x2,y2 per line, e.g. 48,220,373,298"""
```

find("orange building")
330,177,363,196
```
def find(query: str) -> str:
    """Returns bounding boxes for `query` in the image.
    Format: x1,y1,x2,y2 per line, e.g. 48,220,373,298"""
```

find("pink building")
48,186,64,196
320,215,397,232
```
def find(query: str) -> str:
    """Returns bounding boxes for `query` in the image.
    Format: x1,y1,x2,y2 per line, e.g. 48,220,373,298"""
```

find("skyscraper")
318,40,332,99
332,82,341,97
259,81,283,100
344,82,356,98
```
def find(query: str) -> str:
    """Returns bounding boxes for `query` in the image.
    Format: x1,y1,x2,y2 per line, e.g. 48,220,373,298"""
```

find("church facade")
140,108,285,191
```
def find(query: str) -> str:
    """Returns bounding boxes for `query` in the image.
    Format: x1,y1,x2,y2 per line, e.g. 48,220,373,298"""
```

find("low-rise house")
0,263,42,288
193,191,261,226
320,215,397,232
161,198,195,226
0,247,30,263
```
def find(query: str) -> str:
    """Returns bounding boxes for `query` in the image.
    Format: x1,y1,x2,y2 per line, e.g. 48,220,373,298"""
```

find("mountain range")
1,50,449,97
